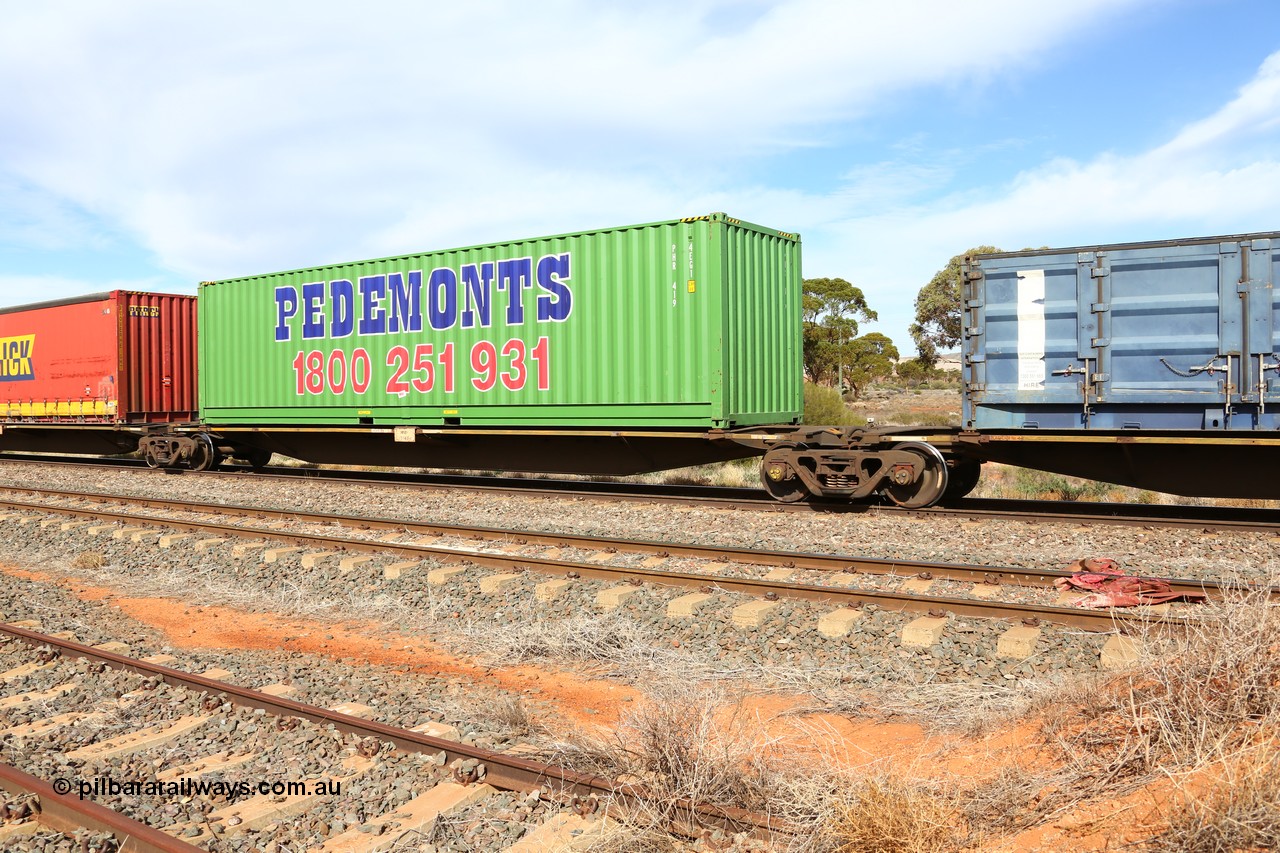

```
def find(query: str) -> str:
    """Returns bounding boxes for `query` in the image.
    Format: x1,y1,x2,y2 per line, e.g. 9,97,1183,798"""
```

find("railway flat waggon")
3,221,1275,506
952,232,1280,498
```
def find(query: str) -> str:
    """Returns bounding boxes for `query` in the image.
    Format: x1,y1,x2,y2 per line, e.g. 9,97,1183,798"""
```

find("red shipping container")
0,291,197,423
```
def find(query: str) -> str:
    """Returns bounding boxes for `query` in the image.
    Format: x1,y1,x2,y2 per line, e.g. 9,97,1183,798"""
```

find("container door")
1103,240,1237,427
1104,238,1276,428
1237,238,1278,418
966,252,1094,426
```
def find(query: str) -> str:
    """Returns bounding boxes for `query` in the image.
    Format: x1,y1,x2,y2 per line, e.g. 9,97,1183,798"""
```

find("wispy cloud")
802,48,1280,347
0,0,1141,284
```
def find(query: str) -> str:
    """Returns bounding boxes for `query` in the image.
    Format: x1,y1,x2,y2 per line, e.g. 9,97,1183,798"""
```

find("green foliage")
802,277,878,387
803,380,863,426
843,332,899,398
894,358,959,387
910,246,1001,366
1010,467,1115,502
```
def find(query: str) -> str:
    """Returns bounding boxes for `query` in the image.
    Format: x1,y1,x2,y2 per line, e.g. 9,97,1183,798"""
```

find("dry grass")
484,695,537,737
543,681,870,852
1113,582,1279,770
826,777,957,853
456,608,708,680
1149,740,1280,852
541,681,1059,853
1024,579,1280,845
71,550,106,569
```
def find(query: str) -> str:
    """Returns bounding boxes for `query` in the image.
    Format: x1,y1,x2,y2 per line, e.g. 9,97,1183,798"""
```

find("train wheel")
883,442,949,509
760,447,809,503
244,448,272,469
188,434,220,472
143,444,163,469
941,458,982,502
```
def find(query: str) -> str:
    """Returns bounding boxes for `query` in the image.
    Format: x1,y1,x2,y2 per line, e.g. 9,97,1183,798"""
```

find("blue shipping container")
963,233,1280,432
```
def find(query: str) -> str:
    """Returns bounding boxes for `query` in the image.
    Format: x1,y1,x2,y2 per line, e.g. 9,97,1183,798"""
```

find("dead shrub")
485,695,536,737
828,776,957,853
546,681,875,851
71,551,106,569
1120,580,1280,768
959,763,1066,839
1146,741,1280,852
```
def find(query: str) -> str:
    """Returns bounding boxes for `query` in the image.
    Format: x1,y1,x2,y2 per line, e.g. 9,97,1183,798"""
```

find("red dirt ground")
5,563,1184,850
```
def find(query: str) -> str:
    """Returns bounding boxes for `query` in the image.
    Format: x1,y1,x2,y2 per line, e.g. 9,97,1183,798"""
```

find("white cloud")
0,0,1141,281
0,175,114,252
796,47,1280,351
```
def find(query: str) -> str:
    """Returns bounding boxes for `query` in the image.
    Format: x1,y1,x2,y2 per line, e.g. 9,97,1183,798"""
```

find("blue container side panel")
965,233,1280,432
1106,245,1223,402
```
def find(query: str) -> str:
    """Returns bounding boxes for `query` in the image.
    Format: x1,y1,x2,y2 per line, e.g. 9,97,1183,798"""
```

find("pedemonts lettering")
273,253,572,343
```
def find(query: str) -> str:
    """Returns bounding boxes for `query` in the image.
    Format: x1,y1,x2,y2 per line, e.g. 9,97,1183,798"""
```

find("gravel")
1,504,1111,695
0,637,569,852
0,458,1246,713
0,460,1272,849
3,462,1275,583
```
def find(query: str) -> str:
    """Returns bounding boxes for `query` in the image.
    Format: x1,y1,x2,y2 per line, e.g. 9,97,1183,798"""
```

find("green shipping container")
199,214,802,428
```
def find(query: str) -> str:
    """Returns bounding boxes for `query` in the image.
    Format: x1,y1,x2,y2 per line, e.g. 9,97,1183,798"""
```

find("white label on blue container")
1016,270,1046,390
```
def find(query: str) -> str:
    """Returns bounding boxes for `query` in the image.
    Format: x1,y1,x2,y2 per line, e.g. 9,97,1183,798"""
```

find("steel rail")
0,485,1247,601
0,622,783,839
0,761,203,853
3,454,1278,534
0,496,1194,632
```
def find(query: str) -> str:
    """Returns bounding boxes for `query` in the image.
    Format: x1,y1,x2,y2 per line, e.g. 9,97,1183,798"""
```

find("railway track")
3,453,1278,535
0,473,1263,847
0,485,1250,643
0,761,196,853
0,621,779,850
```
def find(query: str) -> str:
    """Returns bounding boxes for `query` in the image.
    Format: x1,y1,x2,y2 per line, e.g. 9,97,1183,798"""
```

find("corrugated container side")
720,220,802,422
200,214,802,428
117,291,199,422
964,232,1279,431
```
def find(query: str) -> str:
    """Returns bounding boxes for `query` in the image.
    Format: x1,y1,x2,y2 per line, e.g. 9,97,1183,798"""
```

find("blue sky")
2,0,1279,353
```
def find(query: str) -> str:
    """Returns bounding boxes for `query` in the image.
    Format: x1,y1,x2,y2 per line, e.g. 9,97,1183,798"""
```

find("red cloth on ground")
1053,559,1207,608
